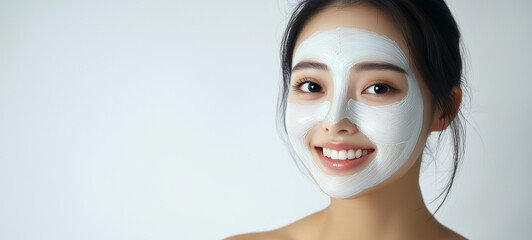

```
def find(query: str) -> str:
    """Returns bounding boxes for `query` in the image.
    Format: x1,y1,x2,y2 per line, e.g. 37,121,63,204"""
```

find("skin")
226,4,464,240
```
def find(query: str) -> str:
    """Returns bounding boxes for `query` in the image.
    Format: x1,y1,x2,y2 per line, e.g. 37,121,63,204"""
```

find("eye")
364,84,391,95
297,81,323,93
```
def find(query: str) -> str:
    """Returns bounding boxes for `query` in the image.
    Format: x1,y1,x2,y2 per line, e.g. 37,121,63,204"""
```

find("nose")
322,118,358,135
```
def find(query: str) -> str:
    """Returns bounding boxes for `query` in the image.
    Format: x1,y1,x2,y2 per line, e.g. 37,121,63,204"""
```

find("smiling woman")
287,28,425,199
226,0,465,239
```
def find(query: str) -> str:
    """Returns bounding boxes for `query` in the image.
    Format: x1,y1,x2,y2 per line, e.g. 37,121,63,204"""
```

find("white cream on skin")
285,28,424,199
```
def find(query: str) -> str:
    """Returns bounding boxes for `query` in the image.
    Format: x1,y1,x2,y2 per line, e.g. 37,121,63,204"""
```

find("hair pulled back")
277,0,465,213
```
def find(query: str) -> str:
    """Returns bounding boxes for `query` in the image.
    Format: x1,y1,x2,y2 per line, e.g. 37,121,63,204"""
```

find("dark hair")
277,0,465,213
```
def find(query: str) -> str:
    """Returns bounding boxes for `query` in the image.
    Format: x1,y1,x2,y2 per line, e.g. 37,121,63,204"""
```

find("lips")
321,148,371,160
314,144,375,171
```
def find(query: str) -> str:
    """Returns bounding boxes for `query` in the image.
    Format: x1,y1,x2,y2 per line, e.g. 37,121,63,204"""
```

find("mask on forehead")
285,28,424,199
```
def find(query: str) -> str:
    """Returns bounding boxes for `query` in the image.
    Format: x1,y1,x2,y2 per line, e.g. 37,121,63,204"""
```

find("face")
285,5,436,199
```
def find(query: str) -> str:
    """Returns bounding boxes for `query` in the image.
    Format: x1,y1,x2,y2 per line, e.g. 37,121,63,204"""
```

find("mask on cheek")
285,28,424,199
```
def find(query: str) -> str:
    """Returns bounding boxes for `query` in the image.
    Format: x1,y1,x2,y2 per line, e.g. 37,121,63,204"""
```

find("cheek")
285,102,331,183
347,100,419,145
285,101,330,153
285,102,329,137
408,69,434,132
406,80,436,160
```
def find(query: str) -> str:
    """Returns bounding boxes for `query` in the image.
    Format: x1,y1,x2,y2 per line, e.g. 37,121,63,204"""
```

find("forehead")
293,28,410,72
294,4,410,62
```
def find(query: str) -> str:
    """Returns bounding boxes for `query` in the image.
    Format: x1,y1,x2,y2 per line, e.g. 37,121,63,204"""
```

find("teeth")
338,150,347,160
355,149,362,158
323,148,331,157
347,149,355,159
321,148,372,160
331,150,338,159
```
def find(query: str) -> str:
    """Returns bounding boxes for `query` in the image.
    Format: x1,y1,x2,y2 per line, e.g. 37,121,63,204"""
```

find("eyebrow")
291,61,405,73
291,61,329,72
354,62,406,73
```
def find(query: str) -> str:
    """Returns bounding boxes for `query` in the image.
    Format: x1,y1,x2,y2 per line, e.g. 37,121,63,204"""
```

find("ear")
430,86,462,132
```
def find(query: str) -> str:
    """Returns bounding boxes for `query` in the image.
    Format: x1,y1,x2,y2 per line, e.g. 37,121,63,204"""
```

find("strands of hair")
277,0,465,215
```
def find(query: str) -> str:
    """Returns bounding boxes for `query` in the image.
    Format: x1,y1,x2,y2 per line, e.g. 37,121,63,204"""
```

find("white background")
1,0,531,239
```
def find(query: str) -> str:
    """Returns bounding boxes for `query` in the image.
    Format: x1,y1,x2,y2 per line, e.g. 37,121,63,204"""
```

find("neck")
318,159,436,240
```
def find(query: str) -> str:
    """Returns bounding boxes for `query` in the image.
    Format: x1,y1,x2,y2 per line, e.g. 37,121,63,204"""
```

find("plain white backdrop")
1,0,531,239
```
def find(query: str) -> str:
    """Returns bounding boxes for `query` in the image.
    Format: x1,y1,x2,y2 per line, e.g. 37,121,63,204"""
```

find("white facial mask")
285,28,424,199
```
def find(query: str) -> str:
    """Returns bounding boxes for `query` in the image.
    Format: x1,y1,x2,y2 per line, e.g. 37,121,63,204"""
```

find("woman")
228,0,465,239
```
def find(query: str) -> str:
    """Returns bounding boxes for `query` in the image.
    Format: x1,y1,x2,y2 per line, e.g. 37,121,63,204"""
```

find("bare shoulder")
223,230,291,240
441,228,467,240
224,209,326,240
431,221,467,240
438,231,467,240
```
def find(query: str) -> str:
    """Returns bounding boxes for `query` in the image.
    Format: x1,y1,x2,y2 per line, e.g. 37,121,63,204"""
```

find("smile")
314,146,375,172
321,147,372,160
